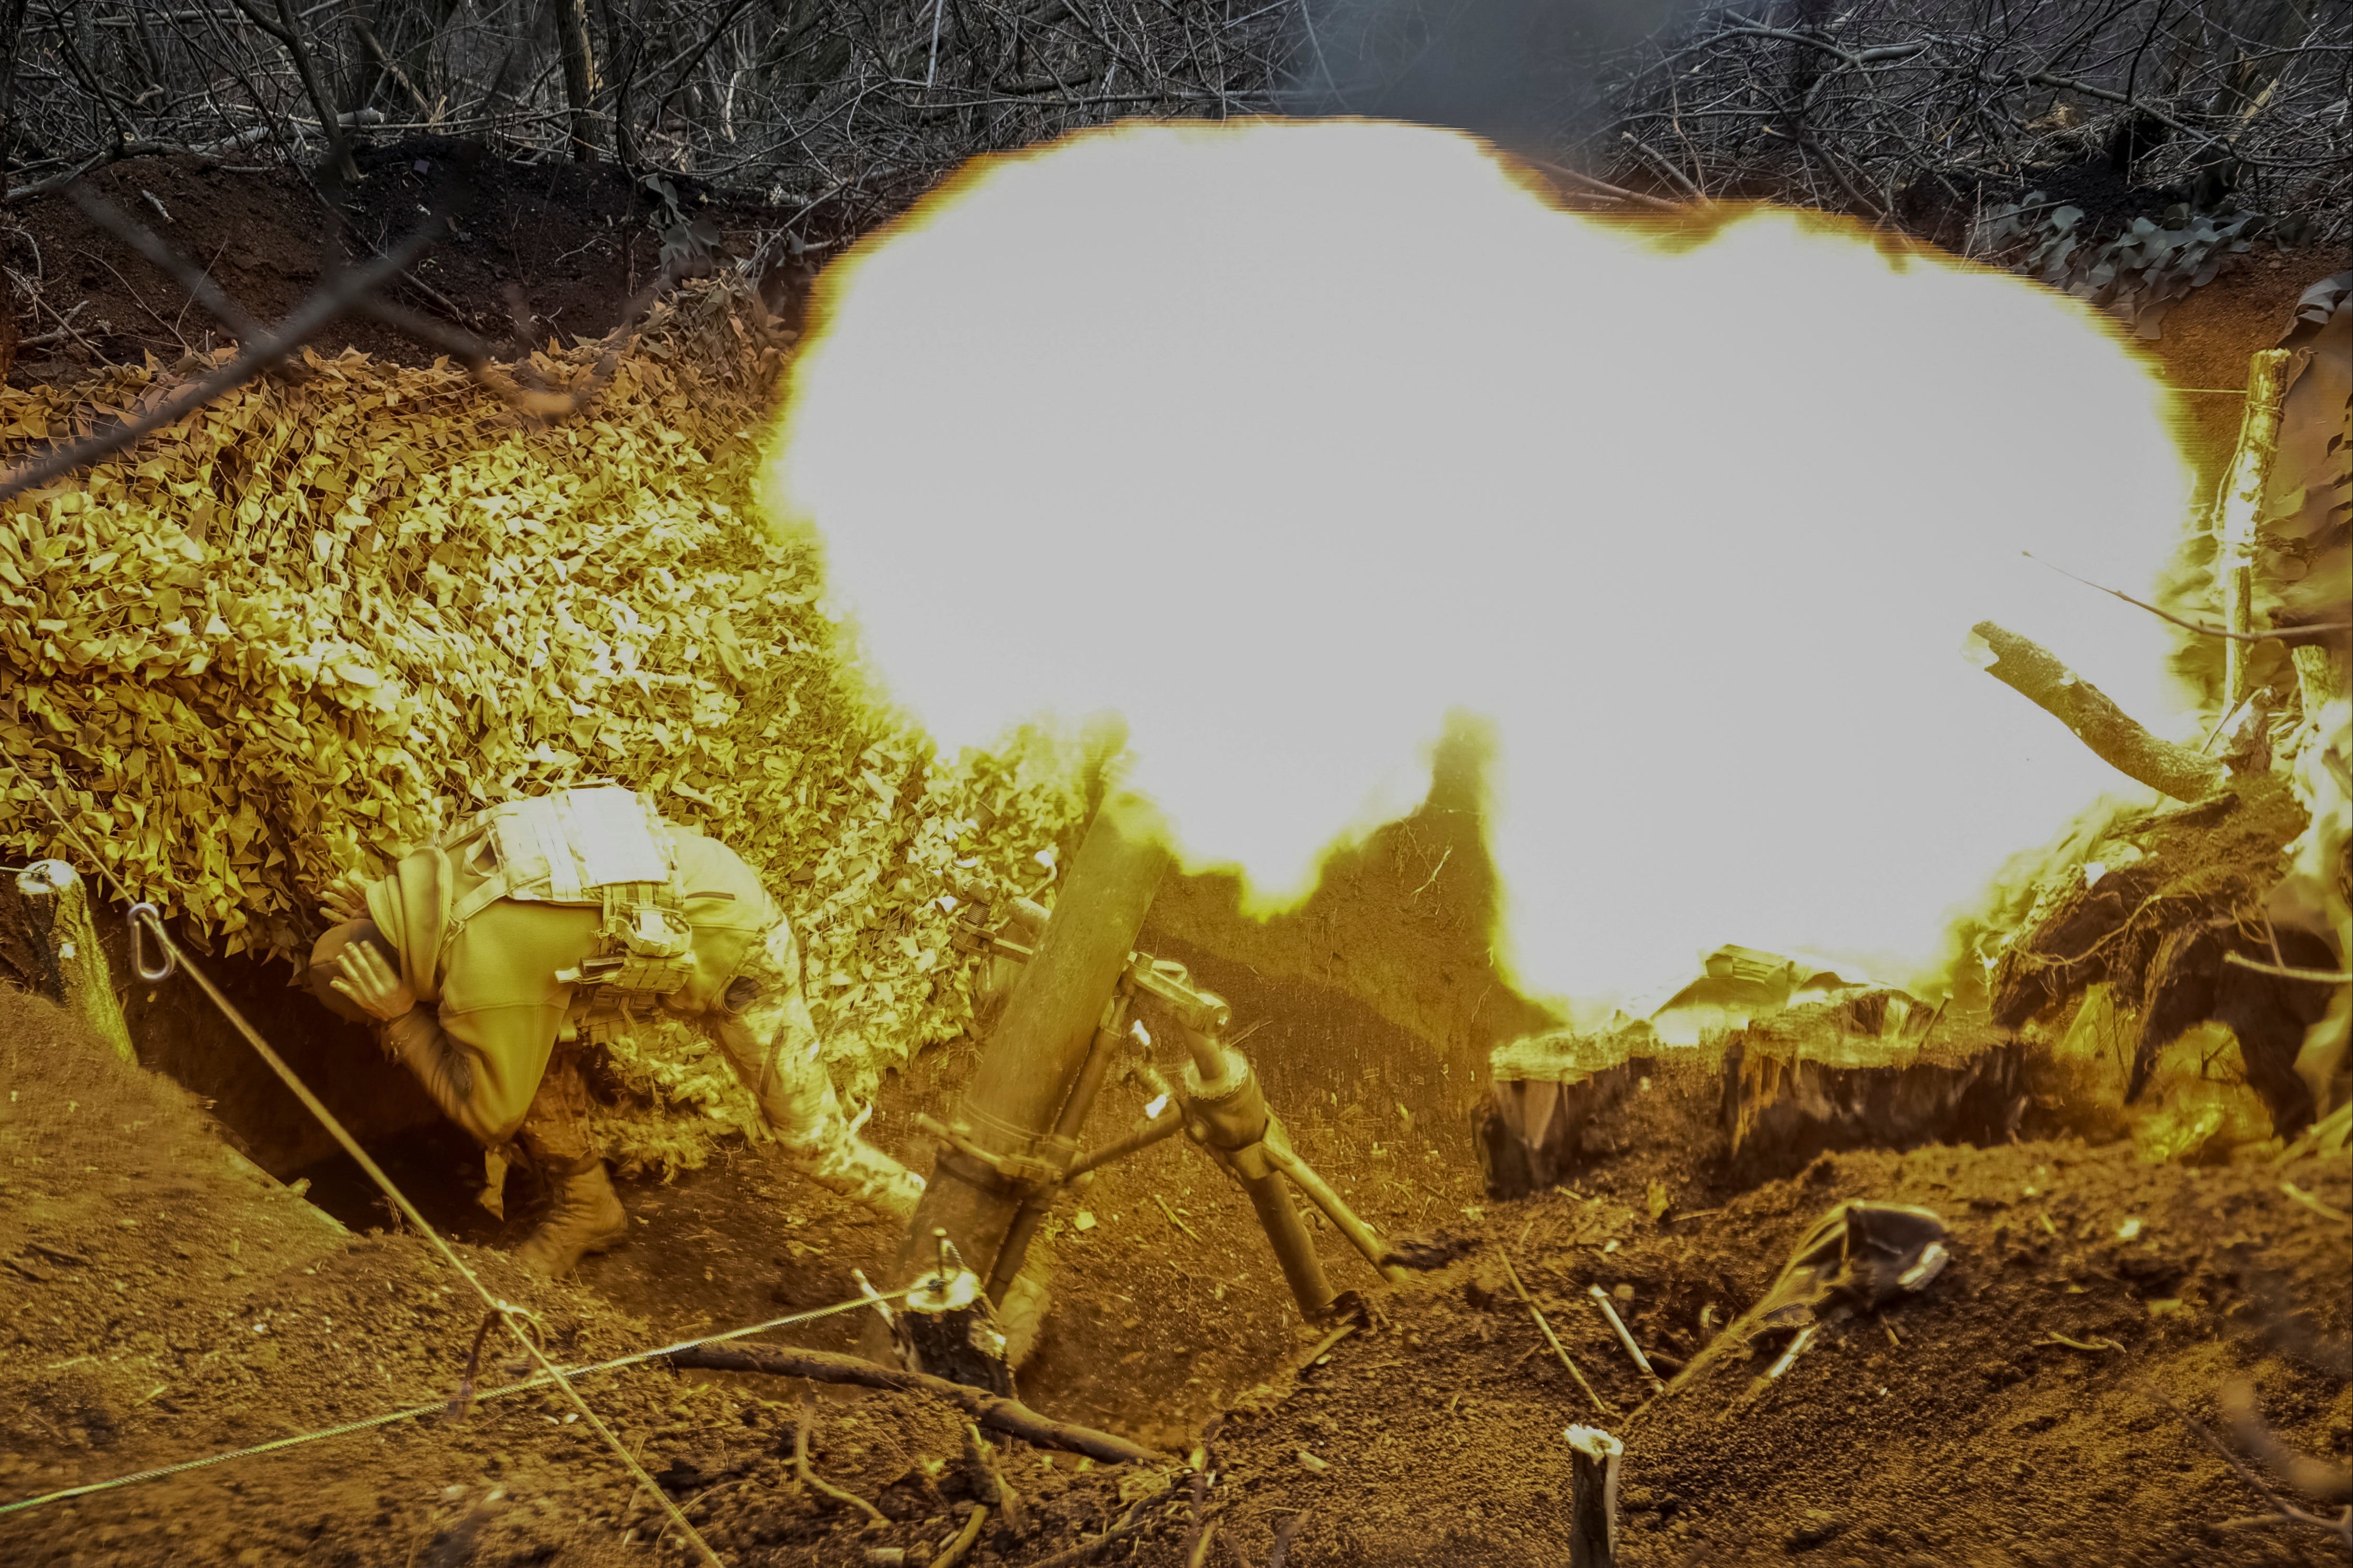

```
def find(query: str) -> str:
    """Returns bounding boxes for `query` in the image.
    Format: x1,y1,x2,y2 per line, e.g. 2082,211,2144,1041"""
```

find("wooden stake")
2215,348,2294,709
1587,1286,1667,1396
14,861,133,1064
1564,1424,1623,1568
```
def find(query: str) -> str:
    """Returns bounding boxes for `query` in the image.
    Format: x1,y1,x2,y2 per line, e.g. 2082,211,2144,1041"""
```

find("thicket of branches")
1,0,2345,240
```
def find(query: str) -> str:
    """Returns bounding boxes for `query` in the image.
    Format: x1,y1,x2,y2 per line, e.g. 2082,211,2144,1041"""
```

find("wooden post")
1564,1424,1623,1568
15,861,135,1064
2215,348,2293,710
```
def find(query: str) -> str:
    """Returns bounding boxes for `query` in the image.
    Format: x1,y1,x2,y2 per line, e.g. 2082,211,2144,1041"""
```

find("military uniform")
311,787,921,1273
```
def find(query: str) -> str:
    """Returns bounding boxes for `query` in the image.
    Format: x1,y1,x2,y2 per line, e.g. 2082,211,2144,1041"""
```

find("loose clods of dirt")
7,975,2350,1566
1178,1137,2350,1567
0,991,1159,1568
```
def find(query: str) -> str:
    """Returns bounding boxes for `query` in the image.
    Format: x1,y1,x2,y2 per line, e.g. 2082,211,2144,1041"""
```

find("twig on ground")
1587,1286,1667,1395
1013,1487,1183,1568
2142,1382,2353,1545
1267,1508,1314,1568
2277,1183,2353,1225
1295,1318,1358,1370
2037,1332,2123,1353
1520,156,1685,211
2219,1381,2353,1506
932,1502,990,1567
1497,1248,1615,1417
668,1343,1161,1464
1180,1466,1213,1567
965,1420,1027,1533
791,1393,887,1526
1155,1192,1203,1243
4,141,188,206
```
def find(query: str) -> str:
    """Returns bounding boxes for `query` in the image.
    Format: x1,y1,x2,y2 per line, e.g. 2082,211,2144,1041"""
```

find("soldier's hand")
320,873,372,926
331,941,416,1023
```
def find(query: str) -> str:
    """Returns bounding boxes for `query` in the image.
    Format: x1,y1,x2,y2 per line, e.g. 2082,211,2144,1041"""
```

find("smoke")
1287,0,1691,146
760,120,2198,1015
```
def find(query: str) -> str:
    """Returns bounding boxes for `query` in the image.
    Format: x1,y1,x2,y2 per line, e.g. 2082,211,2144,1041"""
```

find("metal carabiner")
127,903,177,983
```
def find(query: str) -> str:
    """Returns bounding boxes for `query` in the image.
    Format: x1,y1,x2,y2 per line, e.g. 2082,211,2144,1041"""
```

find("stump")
1563,1424,1623,1568
14,861,134,1064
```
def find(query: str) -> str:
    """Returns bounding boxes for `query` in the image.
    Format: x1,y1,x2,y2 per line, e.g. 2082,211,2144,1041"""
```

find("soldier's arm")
337,940,550,1145
380,1005,554,1147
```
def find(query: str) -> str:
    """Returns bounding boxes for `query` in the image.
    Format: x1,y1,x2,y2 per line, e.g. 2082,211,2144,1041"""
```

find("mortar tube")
983,990,1130,1303
887,792,1170,1332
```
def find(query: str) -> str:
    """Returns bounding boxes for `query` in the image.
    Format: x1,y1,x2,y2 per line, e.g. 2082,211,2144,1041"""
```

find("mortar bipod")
915,948,1407,1322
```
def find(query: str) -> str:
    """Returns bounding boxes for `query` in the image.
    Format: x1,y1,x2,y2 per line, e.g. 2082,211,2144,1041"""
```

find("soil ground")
5,139,2347,1567
7,983,2349,1568
3,140,824,384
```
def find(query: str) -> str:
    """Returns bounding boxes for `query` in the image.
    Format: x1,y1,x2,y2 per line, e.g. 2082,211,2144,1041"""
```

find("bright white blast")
760,120,2200,1015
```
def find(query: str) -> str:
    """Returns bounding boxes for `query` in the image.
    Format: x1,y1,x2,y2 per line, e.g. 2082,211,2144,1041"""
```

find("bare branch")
223,0,358,181
1969,620,2228,803
0,223,433,504
667,1341,1162,1464
2022,553,2353,646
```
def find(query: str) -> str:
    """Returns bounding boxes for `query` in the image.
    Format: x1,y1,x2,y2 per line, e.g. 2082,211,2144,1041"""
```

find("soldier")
306,785,921,1275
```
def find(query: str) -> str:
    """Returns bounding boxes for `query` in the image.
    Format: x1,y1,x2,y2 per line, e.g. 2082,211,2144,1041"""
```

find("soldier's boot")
512,1152,629,1277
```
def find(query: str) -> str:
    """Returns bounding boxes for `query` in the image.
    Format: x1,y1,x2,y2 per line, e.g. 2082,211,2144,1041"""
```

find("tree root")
965,1421,1027,1534
792,1393,886,1526
933,1503,990,1568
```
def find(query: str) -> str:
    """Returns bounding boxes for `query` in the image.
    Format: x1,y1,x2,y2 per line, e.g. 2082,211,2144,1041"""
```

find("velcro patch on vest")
485,788,676,904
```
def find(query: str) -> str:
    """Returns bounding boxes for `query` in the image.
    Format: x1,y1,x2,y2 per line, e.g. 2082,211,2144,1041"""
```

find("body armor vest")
438,787,699,1015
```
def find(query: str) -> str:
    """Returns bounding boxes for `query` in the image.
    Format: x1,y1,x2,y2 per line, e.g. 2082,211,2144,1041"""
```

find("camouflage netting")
0,274,1088,1172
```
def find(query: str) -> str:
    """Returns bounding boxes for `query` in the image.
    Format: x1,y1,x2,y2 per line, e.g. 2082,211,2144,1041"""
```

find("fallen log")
665,1344,1162,1465
1968,621,2226,802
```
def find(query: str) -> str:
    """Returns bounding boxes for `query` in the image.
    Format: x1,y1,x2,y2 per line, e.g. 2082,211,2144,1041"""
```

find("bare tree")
553,0,603,160
0,0,2346,250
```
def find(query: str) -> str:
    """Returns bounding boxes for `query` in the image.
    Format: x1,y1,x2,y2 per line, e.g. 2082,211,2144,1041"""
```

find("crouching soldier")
306,785,921,1275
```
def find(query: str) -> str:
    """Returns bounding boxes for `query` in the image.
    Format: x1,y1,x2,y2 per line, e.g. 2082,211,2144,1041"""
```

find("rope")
0,1286,916,1518
20,777,729,1564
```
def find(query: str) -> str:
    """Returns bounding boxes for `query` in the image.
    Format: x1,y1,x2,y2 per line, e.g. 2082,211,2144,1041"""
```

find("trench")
35,880,2070,1452
35,891,1498,1449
